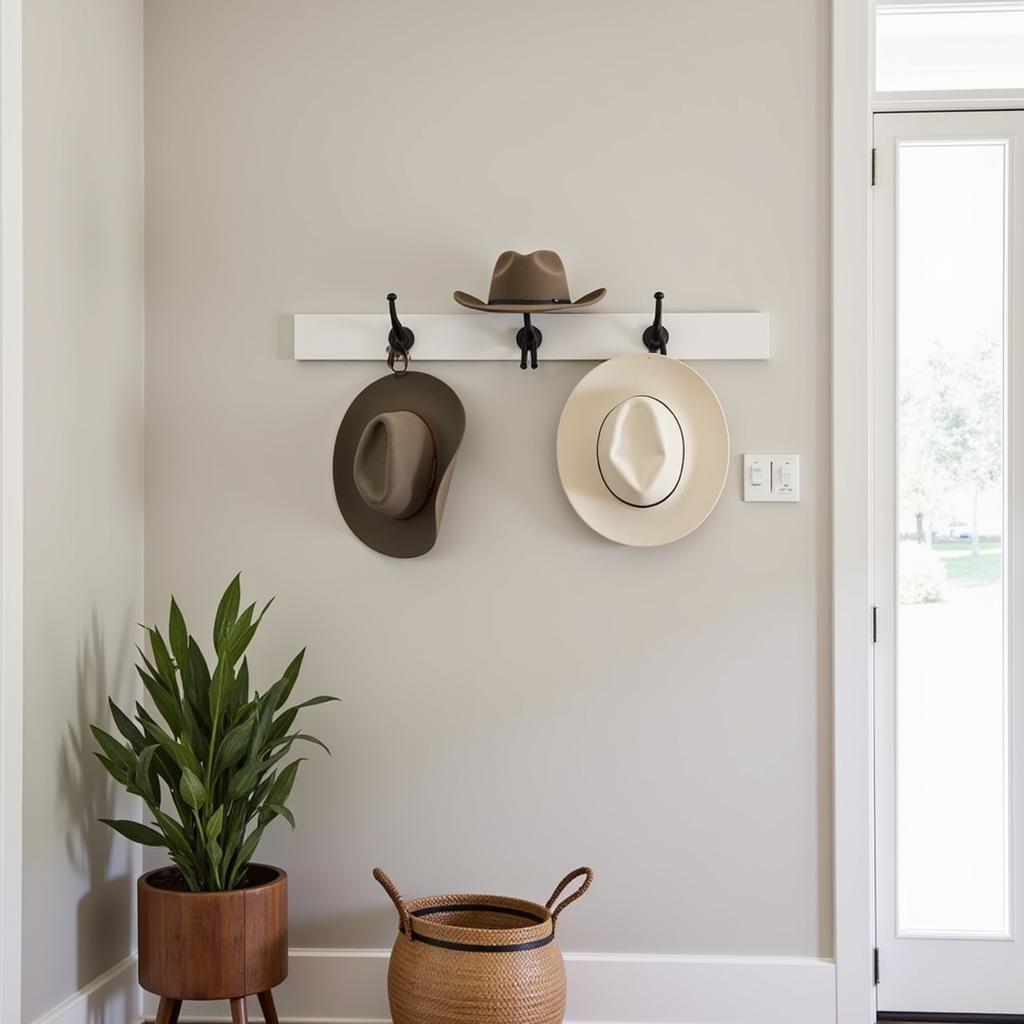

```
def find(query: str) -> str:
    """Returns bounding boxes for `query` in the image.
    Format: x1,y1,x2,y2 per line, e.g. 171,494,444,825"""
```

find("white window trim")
875,90,1024,111
0,1,24,1022
873,0,1024,110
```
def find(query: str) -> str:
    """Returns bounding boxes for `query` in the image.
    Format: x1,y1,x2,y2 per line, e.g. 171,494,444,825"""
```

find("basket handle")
545,867,594,929
373,867,412,940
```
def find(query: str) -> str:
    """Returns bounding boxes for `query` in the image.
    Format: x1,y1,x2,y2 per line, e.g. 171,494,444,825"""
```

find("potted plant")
91,575,336,1024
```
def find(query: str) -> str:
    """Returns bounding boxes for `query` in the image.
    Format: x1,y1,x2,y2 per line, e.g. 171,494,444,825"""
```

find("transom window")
876,2,1024,93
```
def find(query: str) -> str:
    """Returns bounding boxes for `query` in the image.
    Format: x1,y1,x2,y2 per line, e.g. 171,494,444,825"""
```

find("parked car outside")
941,520,972,541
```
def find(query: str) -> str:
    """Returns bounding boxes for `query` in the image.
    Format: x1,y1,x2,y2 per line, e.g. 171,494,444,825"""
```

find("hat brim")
452,287,606,314
334,372,466,558
556,354,729,547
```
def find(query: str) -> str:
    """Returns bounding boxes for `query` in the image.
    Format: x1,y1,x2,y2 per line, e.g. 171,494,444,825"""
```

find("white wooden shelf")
293,311,769,361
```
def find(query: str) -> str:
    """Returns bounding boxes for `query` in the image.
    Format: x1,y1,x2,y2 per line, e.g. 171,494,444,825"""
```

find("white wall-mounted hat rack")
293,311,769,361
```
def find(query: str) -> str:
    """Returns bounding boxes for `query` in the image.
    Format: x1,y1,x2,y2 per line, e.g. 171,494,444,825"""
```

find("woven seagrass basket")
373,866,594,1024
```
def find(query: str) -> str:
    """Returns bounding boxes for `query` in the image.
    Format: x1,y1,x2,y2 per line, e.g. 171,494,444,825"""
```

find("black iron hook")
386,292,415,357
642,291,669,355
516,312,542,370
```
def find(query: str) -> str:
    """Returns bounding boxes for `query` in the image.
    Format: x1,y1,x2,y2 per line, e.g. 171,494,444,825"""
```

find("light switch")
744,454,800,502
743,454,771,501
772,456,799,500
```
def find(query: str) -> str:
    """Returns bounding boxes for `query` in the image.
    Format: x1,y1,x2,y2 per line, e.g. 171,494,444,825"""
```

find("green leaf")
135,646,167,691
234,601,256,637
178,694,208,765
136,664,183,736
134,745,159,804
180,639,212,729
208,659,236,727
149,627,178,693
135,707,181,773
236,657,250,708
108,699,147,752
140,718,202,777
228,824,265,885
94,752,129,785
180,767,206,811
100,818,166,847
168,596,189,667
172,856,201,893
91,726,132,768
267,707,298,745
264,649,305,712
250,738,297,779
207,835,223,869
261,802,296,830
134,702,157,728
153,809,191,857
186,639,212,698
226,761,261,802
233,597,271,645
225,622,259,668
215,717,255,777
221,803,247,865
245,773,276,818
214,574,242,653
269,732,331,756
249,695,277,760
266,759,304,809
206,805,224,842
290,695,340,712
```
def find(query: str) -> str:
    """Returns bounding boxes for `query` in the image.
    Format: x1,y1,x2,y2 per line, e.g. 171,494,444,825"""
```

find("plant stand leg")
257,990,280,1024
155,997,181,1024
229,997,249,1024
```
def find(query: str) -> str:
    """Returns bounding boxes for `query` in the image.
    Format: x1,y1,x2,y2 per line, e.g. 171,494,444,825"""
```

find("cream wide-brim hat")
556,354,730,547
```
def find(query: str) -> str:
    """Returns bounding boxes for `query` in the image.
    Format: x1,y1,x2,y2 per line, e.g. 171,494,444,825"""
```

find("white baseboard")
29,953,140,1024
146,947,836,1024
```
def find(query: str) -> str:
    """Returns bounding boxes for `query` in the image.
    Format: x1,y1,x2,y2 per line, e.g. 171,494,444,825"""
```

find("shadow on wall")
81,969,139,1024
57,606,138,1013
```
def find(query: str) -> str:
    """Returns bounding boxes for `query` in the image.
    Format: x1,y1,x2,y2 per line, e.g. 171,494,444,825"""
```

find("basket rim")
402,892,554,948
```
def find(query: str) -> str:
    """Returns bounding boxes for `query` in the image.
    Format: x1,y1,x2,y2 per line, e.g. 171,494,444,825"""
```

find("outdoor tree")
900,371,946,544
926,335,1002,557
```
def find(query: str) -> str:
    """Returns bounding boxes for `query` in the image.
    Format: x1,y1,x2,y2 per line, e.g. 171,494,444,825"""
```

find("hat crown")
487,249,572,304
597,396,684,507
353,411,437,520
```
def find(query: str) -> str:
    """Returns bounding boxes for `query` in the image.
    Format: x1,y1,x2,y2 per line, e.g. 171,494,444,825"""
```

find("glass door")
873,110,1024,1015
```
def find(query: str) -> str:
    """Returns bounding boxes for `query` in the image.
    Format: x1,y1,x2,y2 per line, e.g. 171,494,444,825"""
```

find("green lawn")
934,540,1002,588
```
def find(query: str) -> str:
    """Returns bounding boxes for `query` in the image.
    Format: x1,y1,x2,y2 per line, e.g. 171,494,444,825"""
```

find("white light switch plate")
744,454,800,502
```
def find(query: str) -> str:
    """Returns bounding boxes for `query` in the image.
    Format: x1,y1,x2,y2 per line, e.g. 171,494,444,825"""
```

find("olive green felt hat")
454,249,605,314
333,372,465,558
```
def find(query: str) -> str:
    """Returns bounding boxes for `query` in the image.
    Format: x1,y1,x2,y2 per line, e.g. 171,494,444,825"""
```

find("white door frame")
832,1,877,1022
0,0,23,1021
832,3,1024,1021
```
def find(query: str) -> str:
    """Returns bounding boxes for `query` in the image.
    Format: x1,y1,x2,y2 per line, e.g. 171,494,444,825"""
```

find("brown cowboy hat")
333,372,466,558
453,249,606,314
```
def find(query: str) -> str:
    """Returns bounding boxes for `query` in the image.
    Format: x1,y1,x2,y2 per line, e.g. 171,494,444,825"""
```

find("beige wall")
144,0,831,955
22,1,145,1019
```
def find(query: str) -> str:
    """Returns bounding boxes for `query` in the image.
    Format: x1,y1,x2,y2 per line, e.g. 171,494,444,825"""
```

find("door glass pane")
877,3,1024,92
896,139,1008,936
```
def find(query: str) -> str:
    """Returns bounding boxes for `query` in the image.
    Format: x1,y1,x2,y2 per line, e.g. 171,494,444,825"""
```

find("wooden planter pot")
138,864,287,1024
